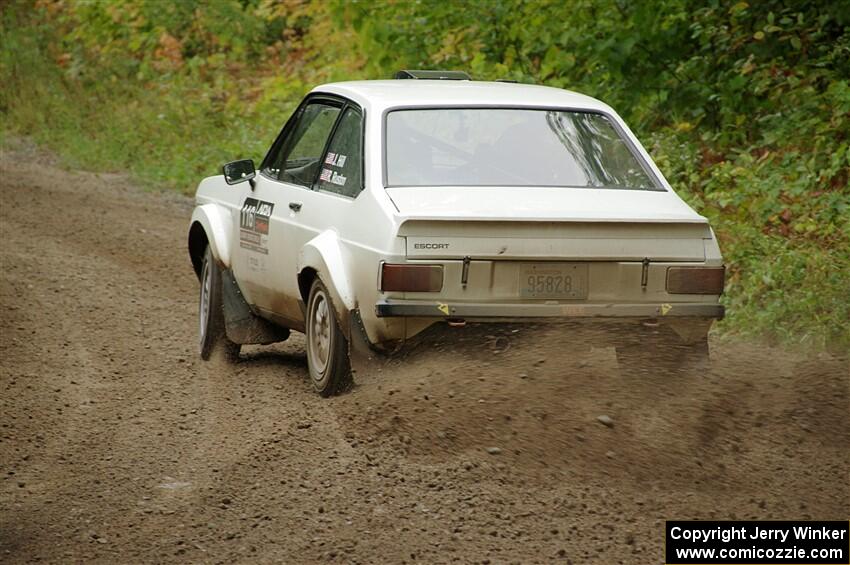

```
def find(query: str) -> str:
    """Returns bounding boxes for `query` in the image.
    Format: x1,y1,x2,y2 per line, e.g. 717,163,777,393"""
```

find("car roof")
312,80,613,115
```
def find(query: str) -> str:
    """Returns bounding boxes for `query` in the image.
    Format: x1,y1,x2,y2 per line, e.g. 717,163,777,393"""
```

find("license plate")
519,263,588,299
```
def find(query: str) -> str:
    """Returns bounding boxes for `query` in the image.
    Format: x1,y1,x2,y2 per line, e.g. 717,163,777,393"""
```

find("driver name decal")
324,152,347,168
240,198,274,254
319,168,347,186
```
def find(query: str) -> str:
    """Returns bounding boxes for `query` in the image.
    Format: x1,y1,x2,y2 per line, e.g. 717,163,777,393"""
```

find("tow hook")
641,257,650,289
461,256,471,289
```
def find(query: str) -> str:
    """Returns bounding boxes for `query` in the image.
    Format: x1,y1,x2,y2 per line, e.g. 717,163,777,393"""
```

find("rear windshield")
385,108,661,190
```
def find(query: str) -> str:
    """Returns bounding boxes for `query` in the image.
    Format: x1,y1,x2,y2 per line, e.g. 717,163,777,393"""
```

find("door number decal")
240,198,274,254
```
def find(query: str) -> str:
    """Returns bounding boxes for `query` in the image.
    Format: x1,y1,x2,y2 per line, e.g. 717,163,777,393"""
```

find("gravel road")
1,140,847,564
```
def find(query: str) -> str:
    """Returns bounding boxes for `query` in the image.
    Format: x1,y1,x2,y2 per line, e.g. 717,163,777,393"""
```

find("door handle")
289,201,302,212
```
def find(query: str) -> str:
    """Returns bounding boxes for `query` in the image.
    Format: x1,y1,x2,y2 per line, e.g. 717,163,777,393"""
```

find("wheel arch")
188,222,209,279
298,231,356,339
297,267,318,305
188,203,233,278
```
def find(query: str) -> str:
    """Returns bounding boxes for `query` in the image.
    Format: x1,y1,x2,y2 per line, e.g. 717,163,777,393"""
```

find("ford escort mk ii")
188,72,725,396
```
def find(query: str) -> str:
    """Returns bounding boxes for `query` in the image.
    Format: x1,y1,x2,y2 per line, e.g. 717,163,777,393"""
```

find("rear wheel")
198,246,239,362
305,279,352,396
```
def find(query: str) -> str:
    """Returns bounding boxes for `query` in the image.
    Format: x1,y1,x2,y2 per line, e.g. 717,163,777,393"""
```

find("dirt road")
1,140,847,564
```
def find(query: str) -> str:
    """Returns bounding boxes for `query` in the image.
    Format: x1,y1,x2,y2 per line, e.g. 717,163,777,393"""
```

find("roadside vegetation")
1,0,848,349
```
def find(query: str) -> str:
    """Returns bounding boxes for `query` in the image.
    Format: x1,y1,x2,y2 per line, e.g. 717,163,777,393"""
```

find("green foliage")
0,0,338,189
1,0,848,349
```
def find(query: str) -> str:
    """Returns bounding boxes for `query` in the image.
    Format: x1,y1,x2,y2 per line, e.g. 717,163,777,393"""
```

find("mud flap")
221,269,290,345
348,309,386,382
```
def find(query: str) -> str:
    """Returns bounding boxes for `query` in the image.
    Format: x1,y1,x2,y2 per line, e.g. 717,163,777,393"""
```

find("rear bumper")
375,300,724,320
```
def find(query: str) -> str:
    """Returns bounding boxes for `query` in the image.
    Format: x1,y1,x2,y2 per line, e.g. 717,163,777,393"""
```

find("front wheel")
198,246,240,362
305,279,352,396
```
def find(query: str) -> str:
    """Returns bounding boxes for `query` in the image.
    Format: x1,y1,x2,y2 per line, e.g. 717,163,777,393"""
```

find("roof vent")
394,70,471,81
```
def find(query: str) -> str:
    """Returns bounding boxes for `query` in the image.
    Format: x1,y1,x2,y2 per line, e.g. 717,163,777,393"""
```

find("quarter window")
265,102,341,188
315,108,364,198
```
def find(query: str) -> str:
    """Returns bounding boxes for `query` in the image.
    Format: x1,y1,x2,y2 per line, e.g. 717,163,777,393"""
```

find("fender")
298,230,355,335
190,203,233,267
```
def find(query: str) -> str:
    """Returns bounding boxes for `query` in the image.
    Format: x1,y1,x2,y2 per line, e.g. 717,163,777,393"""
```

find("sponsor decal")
240,231,261,245
247,255,266,272
239,197,274,254
324,152,347,168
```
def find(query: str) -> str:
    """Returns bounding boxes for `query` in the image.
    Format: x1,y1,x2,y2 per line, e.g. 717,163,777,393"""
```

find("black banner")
666,521,849,564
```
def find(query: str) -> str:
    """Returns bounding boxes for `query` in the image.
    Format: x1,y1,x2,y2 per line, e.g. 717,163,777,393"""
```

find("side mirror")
222,159,256,185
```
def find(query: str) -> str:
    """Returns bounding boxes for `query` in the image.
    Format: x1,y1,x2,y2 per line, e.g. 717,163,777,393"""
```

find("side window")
314,108,363,198
265,102,341,188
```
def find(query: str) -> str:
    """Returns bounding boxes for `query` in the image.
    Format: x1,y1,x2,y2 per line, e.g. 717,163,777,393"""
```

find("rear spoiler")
398,219,712,261
397,218,712,237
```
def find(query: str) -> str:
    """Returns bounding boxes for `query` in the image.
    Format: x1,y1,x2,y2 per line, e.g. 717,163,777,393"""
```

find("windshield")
385,108,660,190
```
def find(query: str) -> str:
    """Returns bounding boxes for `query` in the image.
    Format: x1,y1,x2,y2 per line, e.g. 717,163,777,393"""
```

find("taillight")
666,266,725,294
381,263,443,292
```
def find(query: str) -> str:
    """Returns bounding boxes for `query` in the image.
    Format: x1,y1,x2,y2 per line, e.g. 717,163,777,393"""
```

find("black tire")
616,336,710,377
198,246,240,362
305,279,352,396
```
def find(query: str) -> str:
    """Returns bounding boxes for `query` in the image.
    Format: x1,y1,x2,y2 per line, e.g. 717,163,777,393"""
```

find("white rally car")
188,71,725,396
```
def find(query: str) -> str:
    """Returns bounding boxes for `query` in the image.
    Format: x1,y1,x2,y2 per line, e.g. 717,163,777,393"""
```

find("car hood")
386,186,706,224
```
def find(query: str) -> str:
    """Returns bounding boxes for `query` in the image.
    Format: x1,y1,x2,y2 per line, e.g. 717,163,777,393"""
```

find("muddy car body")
188,73,725,395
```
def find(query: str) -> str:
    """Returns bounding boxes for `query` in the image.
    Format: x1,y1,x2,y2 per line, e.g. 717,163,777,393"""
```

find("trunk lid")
390,186,710,262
